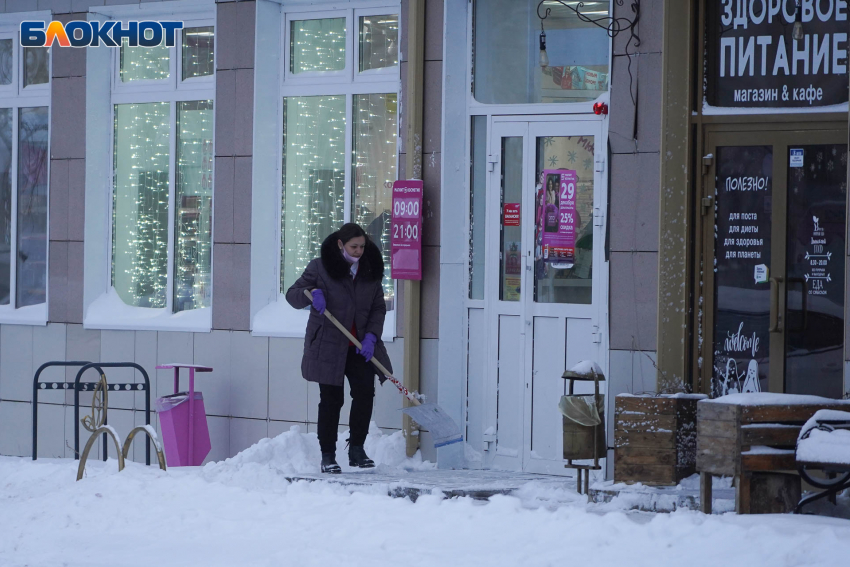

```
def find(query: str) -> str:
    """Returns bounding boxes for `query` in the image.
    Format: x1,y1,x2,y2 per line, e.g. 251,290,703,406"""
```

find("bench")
795,409,850,514
696,394,850,514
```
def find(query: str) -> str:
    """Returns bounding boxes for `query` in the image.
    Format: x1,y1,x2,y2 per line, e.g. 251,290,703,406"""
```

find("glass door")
703,129,846,398
484,117,607,474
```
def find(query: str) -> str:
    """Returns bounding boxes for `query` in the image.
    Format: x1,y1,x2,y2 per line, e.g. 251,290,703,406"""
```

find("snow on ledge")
252,296,395,342
705,392,850,406
0,302,47,326
252,297,310,338
568,360,603,375
85,288,211,333
618,393,708,400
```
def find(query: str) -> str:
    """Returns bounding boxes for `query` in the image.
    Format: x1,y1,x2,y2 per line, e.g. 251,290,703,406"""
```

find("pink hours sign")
391,180,423,280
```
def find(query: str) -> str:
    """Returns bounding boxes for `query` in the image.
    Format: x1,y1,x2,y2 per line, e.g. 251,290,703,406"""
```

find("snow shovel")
304,289,463,448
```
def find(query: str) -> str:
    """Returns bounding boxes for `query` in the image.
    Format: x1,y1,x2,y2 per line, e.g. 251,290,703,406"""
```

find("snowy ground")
2,426,850,567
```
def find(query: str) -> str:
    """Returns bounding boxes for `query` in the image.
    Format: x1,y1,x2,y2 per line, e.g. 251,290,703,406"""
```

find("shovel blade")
402,403,463,448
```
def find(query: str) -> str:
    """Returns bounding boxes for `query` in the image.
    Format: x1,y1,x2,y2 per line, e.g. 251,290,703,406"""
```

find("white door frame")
482,114,609,474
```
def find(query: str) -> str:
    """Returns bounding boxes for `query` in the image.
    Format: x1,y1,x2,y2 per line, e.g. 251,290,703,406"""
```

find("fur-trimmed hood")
320,231,385,282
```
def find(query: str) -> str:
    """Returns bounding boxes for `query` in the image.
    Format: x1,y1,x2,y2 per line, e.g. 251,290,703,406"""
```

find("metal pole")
403,0,426,458
189,367,195,466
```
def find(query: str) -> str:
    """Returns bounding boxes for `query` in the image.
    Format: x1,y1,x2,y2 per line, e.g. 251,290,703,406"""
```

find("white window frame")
284,9,353,85
0,10,52,326
353,7,400,82
251,0,400,339
83,0,216,332
467,0,612,117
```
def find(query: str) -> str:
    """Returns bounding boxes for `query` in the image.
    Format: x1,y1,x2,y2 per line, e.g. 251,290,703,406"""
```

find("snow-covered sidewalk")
2,427,850,567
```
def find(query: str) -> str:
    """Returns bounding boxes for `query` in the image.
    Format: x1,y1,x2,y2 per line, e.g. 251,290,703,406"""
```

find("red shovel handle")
303,289,420,406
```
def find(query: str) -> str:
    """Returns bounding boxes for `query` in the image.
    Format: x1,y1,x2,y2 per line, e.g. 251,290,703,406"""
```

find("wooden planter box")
614,394,706,486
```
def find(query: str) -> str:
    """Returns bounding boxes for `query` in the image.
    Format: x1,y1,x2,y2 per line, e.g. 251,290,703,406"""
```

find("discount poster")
538,169,577,267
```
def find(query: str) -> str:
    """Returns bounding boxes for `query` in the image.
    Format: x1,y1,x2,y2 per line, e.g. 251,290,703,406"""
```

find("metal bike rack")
31,361,153,465
32,361,92,460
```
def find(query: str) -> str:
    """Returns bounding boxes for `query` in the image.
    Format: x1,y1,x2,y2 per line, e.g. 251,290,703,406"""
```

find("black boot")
321,452,341,474
348,445,375,468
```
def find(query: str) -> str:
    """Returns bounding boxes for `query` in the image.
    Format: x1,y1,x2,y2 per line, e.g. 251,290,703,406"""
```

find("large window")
0,23,50,321
110,21,214,313
473,0,611,104
280,8,399,310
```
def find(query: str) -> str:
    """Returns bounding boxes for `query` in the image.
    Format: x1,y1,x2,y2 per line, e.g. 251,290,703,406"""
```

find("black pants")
317,346,376,454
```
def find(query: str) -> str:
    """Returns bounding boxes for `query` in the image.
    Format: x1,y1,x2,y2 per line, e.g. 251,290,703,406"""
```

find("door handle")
769,276,783,333
786,277,808,332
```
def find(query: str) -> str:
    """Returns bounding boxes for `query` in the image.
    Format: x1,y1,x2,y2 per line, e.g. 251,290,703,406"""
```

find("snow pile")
568,360,603,375
3,457,850,566
216,425,322,474
205,423,434,481
797,410,850,465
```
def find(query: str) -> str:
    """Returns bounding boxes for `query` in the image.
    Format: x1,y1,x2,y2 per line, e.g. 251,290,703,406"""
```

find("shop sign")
706,0,849,108
390,180,423,280
538,170,577,267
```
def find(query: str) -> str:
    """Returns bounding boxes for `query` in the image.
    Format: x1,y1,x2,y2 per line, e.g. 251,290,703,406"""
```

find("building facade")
1,0,846,477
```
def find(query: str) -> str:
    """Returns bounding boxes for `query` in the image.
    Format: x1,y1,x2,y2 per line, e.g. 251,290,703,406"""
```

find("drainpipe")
403,0,425,458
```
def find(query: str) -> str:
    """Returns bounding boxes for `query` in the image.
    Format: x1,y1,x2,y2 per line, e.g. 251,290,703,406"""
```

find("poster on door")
503,241,522,301
537,170,577,268
712,146,773,398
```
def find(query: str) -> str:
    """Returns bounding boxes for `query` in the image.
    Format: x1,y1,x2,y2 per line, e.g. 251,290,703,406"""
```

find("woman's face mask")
339,236,366,264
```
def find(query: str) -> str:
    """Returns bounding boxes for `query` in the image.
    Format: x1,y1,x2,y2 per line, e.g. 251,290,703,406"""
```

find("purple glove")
357,332,377,362
310,289,326,315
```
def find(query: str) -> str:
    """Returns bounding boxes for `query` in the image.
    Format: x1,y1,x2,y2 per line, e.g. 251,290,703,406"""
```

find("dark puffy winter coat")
285,232,393,386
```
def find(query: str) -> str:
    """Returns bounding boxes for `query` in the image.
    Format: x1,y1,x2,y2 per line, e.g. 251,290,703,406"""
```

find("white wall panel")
566,318,595,396
268,337,309,423
1,325,34,402
466,308,487,461
230,417,269,457
230,332,270,419
531,316,566,461
155,331,193,400
134,331,158,411
193,330,232,417
494,315,522,469
204,415,230,465
32,323,67,404
100,330,136,410
103,408,135,461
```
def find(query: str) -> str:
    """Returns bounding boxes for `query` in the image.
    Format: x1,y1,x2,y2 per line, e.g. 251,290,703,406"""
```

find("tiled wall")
604,0,661,472
0,323,416,462
213,0,254,332
607,0,661,393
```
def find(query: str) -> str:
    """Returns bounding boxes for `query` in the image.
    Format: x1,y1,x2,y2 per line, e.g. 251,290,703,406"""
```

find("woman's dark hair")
337,222,368,244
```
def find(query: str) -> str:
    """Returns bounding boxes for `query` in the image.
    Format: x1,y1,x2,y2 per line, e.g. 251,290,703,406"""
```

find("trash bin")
155,363,213,466
560,360,606,494
156,391,211,466
560,394,606,460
